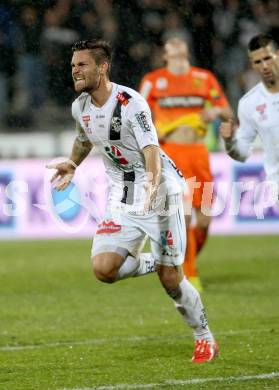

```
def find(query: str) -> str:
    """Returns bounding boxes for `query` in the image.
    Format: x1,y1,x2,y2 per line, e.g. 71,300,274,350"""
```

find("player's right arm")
47,98,94,190
70,122,93,166
47,122,93,191
220,101,257,162
201,71,233,123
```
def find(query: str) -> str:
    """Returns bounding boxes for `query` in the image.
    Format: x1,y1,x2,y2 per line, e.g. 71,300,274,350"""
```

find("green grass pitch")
0,236,278,390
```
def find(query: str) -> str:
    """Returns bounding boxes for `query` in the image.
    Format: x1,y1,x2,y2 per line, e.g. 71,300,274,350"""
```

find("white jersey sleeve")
224,100,257,162
71,99,90,143
126,98,159,150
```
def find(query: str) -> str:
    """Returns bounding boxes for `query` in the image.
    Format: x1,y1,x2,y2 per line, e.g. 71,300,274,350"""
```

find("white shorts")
92,194,186,266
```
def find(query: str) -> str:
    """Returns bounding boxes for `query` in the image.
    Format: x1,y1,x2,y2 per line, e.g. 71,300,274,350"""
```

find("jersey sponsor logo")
82,115,91,127
135,111,152,132
192,70,208,80
117,92,131,106
96,220,122,234
159,96,204,108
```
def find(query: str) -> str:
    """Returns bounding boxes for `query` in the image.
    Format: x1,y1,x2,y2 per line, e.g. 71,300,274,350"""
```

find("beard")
74,73,101,93
263,65,279,87
263,75,276,88
83,80,100,93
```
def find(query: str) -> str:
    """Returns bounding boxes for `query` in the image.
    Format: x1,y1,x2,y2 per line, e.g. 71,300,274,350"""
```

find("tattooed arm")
70,136,93,166
47,123,93,191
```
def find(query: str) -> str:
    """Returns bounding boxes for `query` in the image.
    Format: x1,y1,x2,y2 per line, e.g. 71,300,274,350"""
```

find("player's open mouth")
74,77,85,82
74,78,86,87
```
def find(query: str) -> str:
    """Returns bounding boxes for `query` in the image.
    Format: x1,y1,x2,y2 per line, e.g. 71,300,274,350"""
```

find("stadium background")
1,2,279,390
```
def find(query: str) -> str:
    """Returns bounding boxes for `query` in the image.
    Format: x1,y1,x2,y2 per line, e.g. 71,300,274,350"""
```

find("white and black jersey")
72,83,186,212
224,82,279,181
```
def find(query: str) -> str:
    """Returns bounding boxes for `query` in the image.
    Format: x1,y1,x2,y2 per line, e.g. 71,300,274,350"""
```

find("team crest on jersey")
156,77,168,89
82,115,91,127
111,116,121,133
256,103,267,121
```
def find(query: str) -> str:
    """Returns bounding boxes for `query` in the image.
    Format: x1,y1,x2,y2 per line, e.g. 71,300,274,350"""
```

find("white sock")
116,252,155,280
174,277,214,342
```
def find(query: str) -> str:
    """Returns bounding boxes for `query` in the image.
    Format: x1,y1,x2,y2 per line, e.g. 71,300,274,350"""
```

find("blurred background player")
220,33,279,191
140,37,233,291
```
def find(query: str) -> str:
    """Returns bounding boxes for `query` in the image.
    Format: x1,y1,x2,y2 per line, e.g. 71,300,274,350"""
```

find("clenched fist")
219,118,235,140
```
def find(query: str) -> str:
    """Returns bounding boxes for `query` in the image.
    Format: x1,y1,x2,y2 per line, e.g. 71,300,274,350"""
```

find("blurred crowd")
0,0,279,131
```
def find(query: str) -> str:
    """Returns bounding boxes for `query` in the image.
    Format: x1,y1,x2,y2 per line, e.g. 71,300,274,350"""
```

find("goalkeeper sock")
183,227,198,277
194,226,208,254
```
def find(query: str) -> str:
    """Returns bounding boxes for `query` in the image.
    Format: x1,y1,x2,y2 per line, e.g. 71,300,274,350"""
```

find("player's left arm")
143,145,161,208
128,96,161,211
201,73,234,122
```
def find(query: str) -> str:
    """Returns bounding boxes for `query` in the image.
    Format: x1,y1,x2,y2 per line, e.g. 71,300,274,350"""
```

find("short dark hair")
248,33,278,52
71,39,112,69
